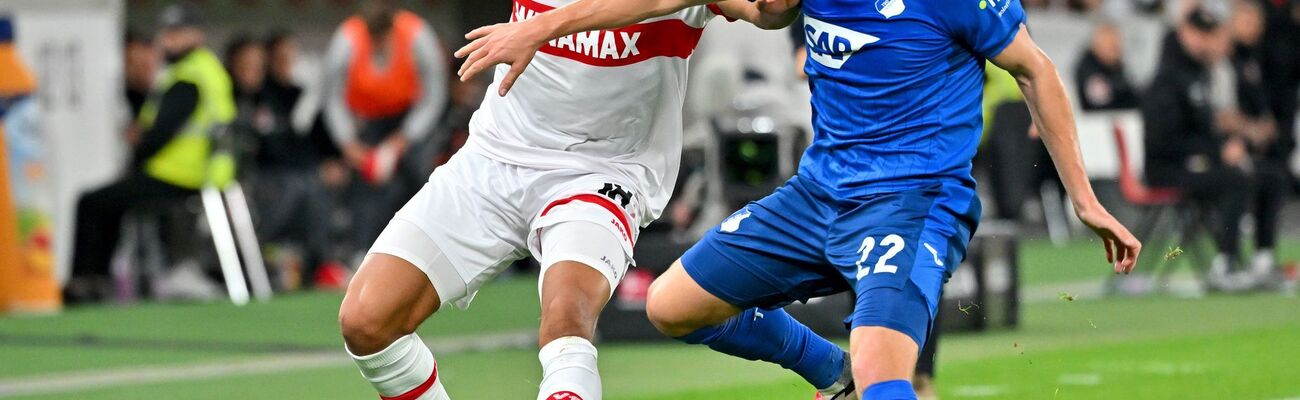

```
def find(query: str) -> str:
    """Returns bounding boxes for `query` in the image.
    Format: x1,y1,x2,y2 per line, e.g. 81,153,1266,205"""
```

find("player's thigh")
528,174,652,338
535,220,626,342
390,154,531,310
660,180,844,329
534,219,628,304
528,173,643,303
831,184,977,356
339,252,441,343
644,260,742,337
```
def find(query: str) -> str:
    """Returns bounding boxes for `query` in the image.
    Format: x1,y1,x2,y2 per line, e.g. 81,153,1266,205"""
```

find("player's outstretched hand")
1077,207,1141,274
455,22,543,97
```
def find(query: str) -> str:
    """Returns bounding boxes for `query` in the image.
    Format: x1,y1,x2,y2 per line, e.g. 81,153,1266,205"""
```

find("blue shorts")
681,175,980,347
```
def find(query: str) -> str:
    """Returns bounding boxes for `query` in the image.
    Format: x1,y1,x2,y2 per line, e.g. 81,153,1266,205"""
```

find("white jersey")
464,0,729,224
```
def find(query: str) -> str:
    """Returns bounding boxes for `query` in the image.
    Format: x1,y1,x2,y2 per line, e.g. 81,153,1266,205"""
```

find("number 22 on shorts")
855,234,904,279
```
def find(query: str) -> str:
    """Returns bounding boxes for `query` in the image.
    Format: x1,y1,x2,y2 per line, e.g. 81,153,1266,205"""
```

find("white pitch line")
1057,373,1101,386
0,330,537,398
949,385,1008,397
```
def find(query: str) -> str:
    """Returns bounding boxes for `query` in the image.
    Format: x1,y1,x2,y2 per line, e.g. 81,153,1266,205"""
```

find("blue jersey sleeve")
939,0,1026,59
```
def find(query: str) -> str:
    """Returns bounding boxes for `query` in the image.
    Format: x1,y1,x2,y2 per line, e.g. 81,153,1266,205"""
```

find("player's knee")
849,327,919,386
338,299,408,355
644,285,696,338
849,352,886,385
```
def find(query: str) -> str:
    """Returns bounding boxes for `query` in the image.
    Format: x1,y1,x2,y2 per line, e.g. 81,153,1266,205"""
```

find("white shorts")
368,152,643,309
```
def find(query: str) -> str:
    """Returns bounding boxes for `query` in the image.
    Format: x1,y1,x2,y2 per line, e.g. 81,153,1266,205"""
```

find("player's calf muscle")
538,261,611,344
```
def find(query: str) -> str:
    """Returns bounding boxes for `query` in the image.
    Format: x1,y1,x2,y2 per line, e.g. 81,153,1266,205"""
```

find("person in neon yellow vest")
65,5,235,304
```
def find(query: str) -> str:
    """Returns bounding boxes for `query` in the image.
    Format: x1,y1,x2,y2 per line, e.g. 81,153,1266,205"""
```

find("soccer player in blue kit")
457,0,1142,398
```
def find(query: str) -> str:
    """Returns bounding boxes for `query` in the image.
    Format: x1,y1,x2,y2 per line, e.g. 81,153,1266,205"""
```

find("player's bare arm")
714,0,802,30
454,0,800,96
991,25,1141,274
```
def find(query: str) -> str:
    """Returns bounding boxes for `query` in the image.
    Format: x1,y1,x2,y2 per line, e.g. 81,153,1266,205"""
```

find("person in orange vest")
322,0,447,250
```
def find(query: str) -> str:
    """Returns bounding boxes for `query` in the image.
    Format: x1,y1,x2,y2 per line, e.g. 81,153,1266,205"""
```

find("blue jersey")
797,0,1026,198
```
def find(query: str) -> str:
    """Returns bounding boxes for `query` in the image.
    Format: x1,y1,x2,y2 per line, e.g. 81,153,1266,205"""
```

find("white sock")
537,336,601,400
348,333,449,400
1211,254,1231,276
1252,250,1276,275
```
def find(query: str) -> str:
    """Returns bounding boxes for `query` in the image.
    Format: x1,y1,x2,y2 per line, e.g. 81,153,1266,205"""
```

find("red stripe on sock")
380,362,438,400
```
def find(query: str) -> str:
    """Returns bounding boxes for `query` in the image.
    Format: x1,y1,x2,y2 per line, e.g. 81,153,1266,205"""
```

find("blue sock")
864,379,916,400
677,308,844,389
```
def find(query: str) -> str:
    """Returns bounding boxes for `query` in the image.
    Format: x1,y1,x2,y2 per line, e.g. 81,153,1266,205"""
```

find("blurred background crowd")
0,0,1297,309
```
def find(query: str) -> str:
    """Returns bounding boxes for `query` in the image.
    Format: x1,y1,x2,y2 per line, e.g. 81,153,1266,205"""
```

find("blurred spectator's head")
225,34,266,94
1229,0,1265,46
360,0,398,42
124,28,156,92
156,5,205,62
1068,0,1103,13
1090,24,1124,67
451,59,489,110
1177,4,1230,65
265,31,297,84
1023,0,1050,9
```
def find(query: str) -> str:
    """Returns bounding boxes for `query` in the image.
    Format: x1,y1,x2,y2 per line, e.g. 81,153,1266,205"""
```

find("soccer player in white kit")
336,1,799,399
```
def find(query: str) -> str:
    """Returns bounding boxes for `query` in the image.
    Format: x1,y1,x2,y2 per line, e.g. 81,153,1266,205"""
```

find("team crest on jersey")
803,16,880,70
875,0,905,18
979,0,1012,16
720,209,752,233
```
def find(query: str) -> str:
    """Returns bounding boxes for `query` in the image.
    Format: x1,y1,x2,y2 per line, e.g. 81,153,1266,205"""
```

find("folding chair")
1107,119,1211,294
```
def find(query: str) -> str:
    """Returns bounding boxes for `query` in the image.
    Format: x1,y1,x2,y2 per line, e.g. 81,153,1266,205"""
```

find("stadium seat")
1108,119,1210,295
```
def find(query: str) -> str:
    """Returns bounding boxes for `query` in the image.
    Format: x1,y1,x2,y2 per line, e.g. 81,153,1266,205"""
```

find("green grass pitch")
1,237,1298,399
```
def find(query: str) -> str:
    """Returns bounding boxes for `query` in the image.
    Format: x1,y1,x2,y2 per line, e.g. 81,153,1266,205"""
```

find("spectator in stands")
123,29,155,122
1142,6,1247,290
1226,0,1292,286
225,34,268,165
246,31,346,290
1022,0,1050,10
225,33,269,185
1067,0,1103,13
262,32,301,131
982,61,1060,222
226,34,266,119
1259,0,1299,182
65,6,235,303
321,0,448,250
1075,23,1140,111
